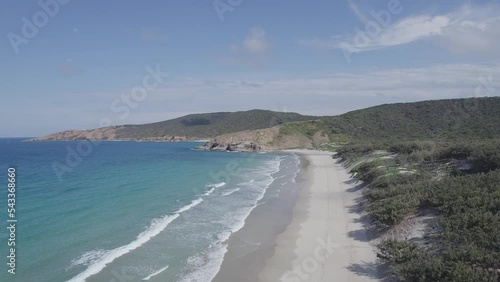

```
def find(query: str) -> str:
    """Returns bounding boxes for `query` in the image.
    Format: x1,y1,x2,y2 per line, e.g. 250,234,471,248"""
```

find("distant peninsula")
26,97,500,152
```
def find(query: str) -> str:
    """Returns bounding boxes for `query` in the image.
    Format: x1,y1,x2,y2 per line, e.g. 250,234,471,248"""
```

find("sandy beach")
258,150,381,282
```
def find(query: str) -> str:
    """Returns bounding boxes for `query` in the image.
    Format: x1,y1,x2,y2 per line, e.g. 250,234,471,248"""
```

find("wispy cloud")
348,0,370,23
433,5,500,55
4,64,499,136
215,27,272,67
143,64,500,117
242,27,272,53
301,3,500,56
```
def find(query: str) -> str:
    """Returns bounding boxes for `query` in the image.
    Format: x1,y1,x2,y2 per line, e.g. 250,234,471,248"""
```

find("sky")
1,0,499,137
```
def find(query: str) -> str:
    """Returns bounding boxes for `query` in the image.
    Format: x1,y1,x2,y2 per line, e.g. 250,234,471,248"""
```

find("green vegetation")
115,109,316,139
36,96,500,280
130,98,498,280
323,97,500,142
377,239,498,281
335,139,500,281
281,97,500,153
326,97,500,281
278,119,338,140
279,120,319,137
255,98,499,280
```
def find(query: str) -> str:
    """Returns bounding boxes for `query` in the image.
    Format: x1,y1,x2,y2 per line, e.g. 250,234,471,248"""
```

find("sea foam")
207,182,226,188
179,157,283,281
141,265,169,281
221,188,240,196
66,198,203,282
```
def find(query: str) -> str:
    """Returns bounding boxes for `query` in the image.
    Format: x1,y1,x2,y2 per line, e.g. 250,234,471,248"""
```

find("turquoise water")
0,139,299,282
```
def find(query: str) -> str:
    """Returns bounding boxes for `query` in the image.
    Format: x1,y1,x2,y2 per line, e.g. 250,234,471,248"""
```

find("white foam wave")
180,229,234,282
180,245,227,282
180,198,264,282
202,182,226,196
239,179,255,185
291,155,301,183
177,198,203,213
66,198,203,282
221,188,240,196
207,182,226,188
142,265,169,281
67,249,107,270
203,188,216,196
179,155,284,282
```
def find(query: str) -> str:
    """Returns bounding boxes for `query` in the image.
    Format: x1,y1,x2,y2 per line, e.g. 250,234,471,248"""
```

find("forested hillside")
259,97,500,150
116,109,315,139
330,98,500,281
326,97,500,141
28,110,316,141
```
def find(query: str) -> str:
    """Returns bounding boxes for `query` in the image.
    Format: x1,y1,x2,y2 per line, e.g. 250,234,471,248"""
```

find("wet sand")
214,150,381,282
258,150,381,281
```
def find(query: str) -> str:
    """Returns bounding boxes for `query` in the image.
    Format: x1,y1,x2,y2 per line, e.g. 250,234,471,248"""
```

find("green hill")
327,97,500,282
116,109,316,139
29,109,317,141
274,97,500,145
327,97,500,141
31,97,500,144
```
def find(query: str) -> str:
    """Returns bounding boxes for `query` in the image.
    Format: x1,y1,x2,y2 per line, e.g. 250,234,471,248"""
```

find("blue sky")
1,0,499,137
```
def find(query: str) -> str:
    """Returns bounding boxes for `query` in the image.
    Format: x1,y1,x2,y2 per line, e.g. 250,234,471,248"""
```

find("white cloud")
142,64,500,117
364,15,449,51
435,9,500,55
4,64,499,136
301,3,500,56
215,27,272,67
243,27,271,53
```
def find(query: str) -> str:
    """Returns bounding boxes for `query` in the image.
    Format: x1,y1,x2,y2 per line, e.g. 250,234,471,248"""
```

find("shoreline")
214,149,382,281
212,152,305,282
260,149,382,281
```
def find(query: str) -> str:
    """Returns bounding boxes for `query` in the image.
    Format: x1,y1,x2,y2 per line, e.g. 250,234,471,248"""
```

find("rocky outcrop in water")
196,141,262,152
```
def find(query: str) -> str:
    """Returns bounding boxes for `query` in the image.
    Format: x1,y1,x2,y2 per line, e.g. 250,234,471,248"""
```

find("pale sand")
258,150,381,282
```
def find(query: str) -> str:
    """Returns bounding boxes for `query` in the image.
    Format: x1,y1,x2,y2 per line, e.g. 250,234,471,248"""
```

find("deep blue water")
0,138,299,282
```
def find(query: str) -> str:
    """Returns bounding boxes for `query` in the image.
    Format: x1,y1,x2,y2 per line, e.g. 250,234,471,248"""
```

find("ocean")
0,138,300,282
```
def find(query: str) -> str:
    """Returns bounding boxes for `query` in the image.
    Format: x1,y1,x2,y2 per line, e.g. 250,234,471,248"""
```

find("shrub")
368,194,420,226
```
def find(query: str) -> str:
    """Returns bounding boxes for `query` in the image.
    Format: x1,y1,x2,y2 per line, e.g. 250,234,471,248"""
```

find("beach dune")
259,150,381,282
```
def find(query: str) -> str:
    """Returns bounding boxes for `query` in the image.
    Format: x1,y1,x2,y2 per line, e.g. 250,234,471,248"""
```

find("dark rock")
195,141,262,152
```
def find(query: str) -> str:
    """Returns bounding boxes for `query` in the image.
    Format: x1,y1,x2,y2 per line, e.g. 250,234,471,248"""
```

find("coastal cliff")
196,122,331,152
